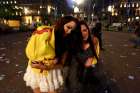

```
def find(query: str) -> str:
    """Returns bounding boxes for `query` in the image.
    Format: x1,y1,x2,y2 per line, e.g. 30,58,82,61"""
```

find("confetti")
128,75,135,80
123,44,128,47
108,44,113,47
1,53,6,57
120,55,127,58
131,52,136,56
1,74,6,77
0,56,4,59
111,78,117,82
0,74,6,81
17,71,23,74
0,48,6,50
15,64,19,67
5,60,10,64
0,76,4,80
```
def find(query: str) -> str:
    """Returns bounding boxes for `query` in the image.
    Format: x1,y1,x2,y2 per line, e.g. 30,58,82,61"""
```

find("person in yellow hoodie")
23,16,80,93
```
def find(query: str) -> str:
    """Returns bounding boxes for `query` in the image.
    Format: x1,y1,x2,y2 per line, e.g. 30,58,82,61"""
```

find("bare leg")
33,88,41,93
48,90,57,93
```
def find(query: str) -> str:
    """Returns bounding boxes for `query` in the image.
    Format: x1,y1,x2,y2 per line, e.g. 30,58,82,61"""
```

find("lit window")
6,1,8,4
15,6,19,9
48,5,51,14
136,16,139,20
3,1,5,4
124,3,126,7
132,3,135,7
136,3,139,8
120,4,122,8
40,6,42,8
19,12,22,16
11,1,13,4
14,1,17,4
38,10,40,14
16,12,18,15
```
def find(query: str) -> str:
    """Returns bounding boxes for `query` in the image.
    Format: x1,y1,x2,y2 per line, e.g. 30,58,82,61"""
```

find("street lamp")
24,8,29,15
72,0,84,18
108,5,112,12
48,5,51,14
73,0,84,5
107,5,113,25
74,6,79,13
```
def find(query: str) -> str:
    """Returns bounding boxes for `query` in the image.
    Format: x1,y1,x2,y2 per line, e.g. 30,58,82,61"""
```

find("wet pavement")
101,31,140,93
0,31,140,93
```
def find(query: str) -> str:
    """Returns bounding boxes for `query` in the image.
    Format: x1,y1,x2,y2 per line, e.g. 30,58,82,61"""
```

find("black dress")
63,46,100,93
62,46,120,93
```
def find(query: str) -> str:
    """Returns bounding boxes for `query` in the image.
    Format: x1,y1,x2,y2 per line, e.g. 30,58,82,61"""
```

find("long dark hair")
54,16,82,60
79,20,98,61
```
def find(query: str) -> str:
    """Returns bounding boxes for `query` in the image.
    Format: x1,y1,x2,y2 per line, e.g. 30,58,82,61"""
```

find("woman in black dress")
63,20,100,93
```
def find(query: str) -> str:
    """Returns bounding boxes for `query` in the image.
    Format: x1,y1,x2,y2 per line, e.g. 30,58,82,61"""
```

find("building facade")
0,0,70,25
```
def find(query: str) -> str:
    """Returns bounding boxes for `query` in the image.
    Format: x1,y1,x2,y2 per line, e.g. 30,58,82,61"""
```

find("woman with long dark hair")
63,20,100,93
23,16,81,93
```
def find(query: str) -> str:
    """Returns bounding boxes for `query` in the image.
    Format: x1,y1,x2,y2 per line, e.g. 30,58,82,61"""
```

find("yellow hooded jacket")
25,26,55,75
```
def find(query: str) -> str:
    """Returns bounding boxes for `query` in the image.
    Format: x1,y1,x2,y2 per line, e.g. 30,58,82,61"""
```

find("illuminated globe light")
73,0,84,5
74,6,79,13
40,6,42,8
128,18,131,22
48,5,51,14
91,14,94,17
62,14,64,17
115,12,118,16
124,3,126,7
24,8,29,15
132,3,135,7
3,1,5,4
38,10,40,14
16,12,18,15
120,4,122,8
136,16,139,20
136,3,139,8
132,18,134,21
108,5,112,12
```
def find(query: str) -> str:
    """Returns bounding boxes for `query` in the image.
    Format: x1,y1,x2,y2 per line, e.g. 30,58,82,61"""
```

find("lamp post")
72,0,84,19
73,0,84,5
108,5,113,25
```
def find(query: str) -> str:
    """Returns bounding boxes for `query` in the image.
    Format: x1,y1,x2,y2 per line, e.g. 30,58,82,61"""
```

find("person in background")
23,16,80,93
133,21,140,48
79,20,100,93
91,17,104,50
63,20,100,93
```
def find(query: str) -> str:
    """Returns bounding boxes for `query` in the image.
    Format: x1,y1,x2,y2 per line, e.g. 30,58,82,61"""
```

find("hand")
53,58,58,64
85,57,93,68
31,61,48,70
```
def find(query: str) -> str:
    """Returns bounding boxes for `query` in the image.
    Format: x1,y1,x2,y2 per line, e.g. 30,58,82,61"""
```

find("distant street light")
136,16,139,20
108,5,112,12
73,0,84,5
24,8,29,15
48,5,51,14
74,6,79,13
107,5,113,25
